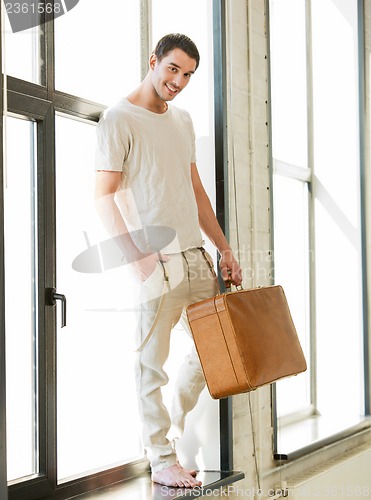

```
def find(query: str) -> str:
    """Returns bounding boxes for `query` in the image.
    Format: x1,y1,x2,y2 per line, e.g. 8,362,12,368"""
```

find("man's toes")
151,463,202,488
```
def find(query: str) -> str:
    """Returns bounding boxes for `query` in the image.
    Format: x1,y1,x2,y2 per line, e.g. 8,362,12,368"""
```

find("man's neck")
127,79,168,114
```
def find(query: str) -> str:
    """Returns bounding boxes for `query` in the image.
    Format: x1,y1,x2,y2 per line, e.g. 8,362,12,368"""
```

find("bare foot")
176,459,197,478
151,463,202,488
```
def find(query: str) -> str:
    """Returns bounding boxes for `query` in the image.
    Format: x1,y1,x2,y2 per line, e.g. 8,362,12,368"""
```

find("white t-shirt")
95,98,203,254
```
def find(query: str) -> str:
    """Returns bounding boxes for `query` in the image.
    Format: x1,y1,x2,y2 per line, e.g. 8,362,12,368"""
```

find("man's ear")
149,53,157,70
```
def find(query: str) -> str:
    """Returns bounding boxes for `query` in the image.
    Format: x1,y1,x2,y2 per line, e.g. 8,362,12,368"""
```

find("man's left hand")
219,250,242,287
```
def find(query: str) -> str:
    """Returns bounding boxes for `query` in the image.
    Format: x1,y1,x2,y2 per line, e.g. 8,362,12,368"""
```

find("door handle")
46,288,67,328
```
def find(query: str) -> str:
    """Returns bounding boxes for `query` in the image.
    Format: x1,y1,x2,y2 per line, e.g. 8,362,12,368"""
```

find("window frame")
0,22,8,500
269,0,371,461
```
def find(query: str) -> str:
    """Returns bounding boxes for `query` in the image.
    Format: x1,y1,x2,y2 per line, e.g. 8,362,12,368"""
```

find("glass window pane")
150,0,220,470
54,0,141,104
55,116,143,481
311,0,363,419
3,14,40,84
269,0,308,168
151,0,214,140
150,0,217,255
5,117,38,481
273,175,311,416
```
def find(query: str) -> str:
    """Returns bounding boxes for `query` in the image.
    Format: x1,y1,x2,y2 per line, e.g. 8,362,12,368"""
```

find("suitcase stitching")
216,296,254,394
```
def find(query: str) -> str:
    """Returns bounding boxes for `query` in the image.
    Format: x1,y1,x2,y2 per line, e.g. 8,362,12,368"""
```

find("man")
95,33,242,488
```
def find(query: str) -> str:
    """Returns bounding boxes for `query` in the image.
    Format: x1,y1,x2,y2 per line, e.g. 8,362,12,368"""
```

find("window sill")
274,414,371,461
72,470,245,499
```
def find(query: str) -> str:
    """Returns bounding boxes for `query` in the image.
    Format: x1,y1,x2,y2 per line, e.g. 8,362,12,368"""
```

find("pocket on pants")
200,248,217,278
141,261,163,285
140,261,167,304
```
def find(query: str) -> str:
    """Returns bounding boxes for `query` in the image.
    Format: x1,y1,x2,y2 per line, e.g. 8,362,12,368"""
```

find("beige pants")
134,247,219,472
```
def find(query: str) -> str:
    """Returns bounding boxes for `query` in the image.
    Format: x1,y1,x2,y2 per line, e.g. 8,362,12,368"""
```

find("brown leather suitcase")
186,285,307,399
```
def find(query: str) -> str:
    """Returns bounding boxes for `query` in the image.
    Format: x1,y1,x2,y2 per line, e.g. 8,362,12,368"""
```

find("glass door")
4,96,58,500
5,116,38,483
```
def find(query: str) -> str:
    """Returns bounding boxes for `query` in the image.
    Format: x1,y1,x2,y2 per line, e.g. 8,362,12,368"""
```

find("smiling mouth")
165,83,179,94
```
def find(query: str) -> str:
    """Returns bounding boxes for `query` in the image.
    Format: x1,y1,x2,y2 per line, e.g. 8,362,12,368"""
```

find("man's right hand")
132,252,169,282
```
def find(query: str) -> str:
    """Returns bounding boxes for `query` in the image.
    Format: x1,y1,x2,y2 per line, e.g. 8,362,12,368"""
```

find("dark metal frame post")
213,0,233,472
0,6,9,498
265,0,281,457
358,0,370,416
213,0,229,232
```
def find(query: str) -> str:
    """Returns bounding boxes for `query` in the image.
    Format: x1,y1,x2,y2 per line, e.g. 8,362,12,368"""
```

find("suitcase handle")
225,281,243,293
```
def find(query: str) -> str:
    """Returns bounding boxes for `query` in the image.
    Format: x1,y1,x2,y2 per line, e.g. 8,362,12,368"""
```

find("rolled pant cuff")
151,454,178,473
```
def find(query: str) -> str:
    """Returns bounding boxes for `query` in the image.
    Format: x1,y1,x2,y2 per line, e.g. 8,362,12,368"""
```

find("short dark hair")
153,33,200,70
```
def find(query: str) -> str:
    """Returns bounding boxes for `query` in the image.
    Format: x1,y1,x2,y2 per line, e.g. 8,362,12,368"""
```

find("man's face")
150,48,197,102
